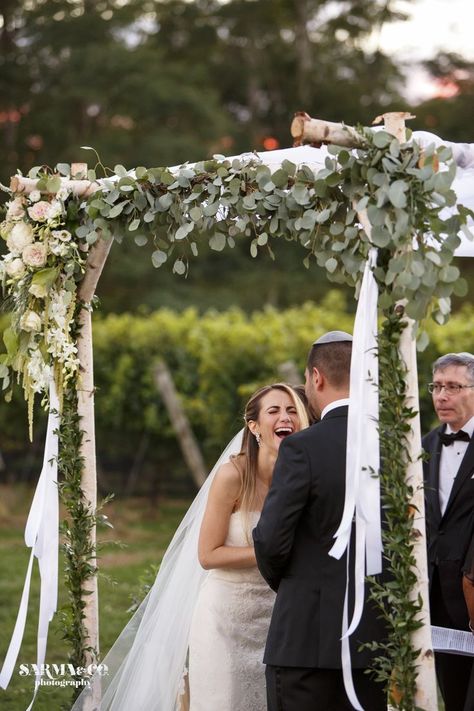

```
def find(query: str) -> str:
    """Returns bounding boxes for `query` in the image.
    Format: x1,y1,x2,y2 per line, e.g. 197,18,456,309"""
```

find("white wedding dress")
188,511,275,711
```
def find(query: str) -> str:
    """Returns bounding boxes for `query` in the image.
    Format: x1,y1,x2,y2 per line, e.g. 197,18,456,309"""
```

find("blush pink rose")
22,242,48,268
27,201,52,222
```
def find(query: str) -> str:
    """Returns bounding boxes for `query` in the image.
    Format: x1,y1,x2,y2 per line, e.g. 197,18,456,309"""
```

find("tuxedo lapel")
443,437,474,519
426,428,443,528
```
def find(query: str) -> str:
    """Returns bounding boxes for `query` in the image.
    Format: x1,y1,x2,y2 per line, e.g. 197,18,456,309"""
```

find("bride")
72,382,309,711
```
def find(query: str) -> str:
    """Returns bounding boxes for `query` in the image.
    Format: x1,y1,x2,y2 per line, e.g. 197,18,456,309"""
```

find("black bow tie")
439,430,471,446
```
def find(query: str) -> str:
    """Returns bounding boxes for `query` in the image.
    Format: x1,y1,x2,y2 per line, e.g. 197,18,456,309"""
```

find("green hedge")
1,291,474,496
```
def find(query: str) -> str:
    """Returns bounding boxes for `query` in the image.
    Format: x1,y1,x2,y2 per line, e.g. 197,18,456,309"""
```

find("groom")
253,331,386,711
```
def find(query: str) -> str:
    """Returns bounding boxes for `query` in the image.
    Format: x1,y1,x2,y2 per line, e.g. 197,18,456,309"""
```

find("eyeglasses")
428,383,474,395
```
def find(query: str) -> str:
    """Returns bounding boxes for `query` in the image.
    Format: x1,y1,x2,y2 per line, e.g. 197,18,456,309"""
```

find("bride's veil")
71,429,244,711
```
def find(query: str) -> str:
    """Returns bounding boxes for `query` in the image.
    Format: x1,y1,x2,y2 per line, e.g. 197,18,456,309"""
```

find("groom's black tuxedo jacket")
423,425,474,628
253,406,386,669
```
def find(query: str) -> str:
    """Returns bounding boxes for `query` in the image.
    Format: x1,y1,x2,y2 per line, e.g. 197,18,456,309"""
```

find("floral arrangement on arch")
0,189,87,432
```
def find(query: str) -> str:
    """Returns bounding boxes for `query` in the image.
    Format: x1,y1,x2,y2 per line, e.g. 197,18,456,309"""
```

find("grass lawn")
0,484,190,711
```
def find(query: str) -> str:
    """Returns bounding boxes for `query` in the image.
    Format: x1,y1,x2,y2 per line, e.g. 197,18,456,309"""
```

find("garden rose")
29,190,41,203
19,310,42,333
27,201,52,222
6,222,34,254
22,242,48,268
5,258,26,279
6,197,25,220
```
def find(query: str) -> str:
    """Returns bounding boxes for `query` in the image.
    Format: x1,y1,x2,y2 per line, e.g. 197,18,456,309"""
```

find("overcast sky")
367,0,474,100
375,0,474,61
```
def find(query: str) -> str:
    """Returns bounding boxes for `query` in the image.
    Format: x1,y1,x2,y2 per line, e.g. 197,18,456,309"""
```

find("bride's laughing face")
250,389,301,453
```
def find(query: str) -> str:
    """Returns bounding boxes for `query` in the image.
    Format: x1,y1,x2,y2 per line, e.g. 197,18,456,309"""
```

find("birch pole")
10,165,110,672
381,117,437,711
291,112,437,709
76,236,114,667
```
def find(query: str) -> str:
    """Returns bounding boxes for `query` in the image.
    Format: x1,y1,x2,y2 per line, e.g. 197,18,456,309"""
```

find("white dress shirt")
321,398,350,420
439,415,474,515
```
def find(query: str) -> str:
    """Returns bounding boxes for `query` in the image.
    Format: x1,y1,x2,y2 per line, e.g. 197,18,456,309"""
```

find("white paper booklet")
431,625,474,656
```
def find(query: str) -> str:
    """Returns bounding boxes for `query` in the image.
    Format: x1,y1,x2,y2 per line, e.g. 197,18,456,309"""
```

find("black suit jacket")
253,406,386,669
423,426,474,628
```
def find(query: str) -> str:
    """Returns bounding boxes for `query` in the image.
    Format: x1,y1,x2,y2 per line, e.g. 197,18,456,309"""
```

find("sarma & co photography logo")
18,663,109,688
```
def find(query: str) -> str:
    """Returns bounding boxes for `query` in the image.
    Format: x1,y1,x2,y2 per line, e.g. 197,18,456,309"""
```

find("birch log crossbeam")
290,110,416,148
290,111,367,147
9,175,101,196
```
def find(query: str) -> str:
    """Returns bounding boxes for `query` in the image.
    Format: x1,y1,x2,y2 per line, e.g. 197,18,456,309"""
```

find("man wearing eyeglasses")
423,352,474,711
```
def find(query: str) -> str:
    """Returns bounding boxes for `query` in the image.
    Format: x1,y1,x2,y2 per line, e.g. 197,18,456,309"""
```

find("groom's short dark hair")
306,341,352,388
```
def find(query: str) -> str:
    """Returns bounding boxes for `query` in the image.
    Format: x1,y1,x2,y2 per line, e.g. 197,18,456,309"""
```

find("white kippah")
313,330,353,345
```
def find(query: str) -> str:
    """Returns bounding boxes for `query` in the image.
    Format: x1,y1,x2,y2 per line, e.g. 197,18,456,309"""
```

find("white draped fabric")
0,381,60,711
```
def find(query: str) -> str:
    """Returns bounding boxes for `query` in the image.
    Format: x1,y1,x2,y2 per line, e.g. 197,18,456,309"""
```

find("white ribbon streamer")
329,249,381,574
328,250,381,710
0,380,60,710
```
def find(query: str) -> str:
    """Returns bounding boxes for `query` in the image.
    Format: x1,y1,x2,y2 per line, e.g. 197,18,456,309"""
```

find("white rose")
20,310,42,333
6,197,25,220
29,190,41,203
5,258,26,279
47,200,62,220
22,242,48,268
6,222,35,254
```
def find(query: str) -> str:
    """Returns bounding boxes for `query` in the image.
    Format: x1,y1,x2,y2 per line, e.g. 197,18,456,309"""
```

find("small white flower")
6,222,34,254
22,242,48,268
20,310,42,333
5,257,26,279
29,190,41,203
26,348,51,392
6,197,26,220
51,229,72,242
50,241,70,257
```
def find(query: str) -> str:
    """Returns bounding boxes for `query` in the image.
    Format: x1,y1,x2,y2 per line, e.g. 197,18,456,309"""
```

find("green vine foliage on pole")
1,127,473,707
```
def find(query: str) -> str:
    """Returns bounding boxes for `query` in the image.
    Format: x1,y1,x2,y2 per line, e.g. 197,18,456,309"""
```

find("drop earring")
255,432,261,447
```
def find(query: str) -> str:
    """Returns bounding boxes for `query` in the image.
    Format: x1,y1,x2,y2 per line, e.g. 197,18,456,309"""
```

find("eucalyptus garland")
365,309,424,710
1,126,473,708
56,380,94,671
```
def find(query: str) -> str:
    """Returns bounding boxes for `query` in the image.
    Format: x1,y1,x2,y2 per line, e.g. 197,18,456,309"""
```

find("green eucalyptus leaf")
189,206,202,222
175,223,193,241
209,233,226,251
173,259,186,275
372,131,392,149
388,180,408,208
151,250,167,267
108,203,126,218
